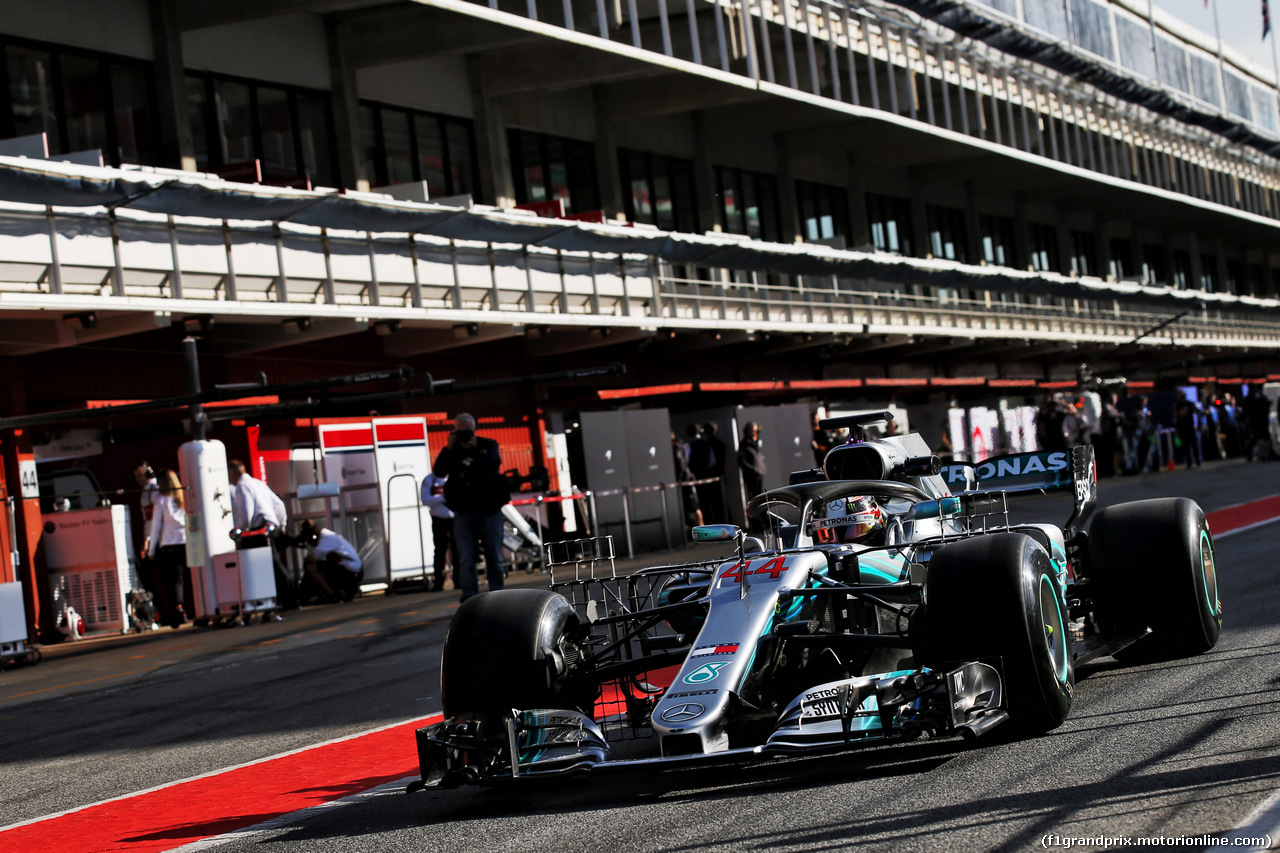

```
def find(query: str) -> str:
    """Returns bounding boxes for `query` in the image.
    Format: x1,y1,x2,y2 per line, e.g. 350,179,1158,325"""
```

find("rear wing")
940,445,1097,538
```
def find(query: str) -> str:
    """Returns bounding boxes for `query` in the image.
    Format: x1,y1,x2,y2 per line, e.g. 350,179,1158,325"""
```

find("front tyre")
1088,497,1220,659
441,589,591,717
917,534,1073,734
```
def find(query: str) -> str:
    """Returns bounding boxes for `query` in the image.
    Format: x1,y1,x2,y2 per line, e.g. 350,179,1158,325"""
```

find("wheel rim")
1038,574,1069,683
1199,530,1219,618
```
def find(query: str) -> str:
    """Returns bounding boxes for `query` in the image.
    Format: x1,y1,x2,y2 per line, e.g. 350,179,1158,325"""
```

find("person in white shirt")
133,461,158,554
298,519,363,603
420,471,454,592
228,459,287,530
228,459,297,610
147,469,188,628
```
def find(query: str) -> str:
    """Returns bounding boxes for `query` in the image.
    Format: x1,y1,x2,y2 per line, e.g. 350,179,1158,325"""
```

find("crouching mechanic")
298,519,363,603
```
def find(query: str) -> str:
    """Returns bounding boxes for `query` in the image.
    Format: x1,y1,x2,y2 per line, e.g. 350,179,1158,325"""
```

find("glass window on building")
1225,259,1242,296
188,72,338,187
1170,250,1192,289
1141,244,1165,285
296,91,335,188
1068,230,1096,276
715,166,780,241
361,103,479,200
2,40,158,168
1248,264,1267,297
867,193,914,256
110,64,156,166
5,44,57,142
926,204,967,262
1108,237,1132,280
379,108,415,186
255,85,297,179
980,214,1015,266
619,149,699,232
796,180,850,243
508,129,599,215
213,79,254,166
1028,223,1059,272
58,53,108,155
1199,254,1217,292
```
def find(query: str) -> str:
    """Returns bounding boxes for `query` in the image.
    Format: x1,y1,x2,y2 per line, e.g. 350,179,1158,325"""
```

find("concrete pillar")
468,56,516,208
592,87,624,221
1214,238,1230,294
908,170,929,259
845,152,870,248
148,0,196,171
325,18,370,192
691,112,719,233
1187,231,1204,291
775,135,800,243
1013,203,1032,271
963,180,982,264
1055,218,1073,277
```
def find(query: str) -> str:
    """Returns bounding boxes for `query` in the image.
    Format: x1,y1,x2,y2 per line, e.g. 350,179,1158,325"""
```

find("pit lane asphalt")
2,459,1278,852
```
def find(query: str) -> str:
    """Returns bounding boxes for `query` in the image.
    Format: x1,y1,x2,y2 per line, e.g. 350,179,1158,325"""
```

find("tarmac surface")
1,458,1278,852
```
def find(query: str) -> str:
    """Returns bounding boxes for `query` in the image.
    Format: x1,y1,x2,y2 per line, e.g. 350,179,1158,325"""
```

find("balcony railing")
2,200,1278,349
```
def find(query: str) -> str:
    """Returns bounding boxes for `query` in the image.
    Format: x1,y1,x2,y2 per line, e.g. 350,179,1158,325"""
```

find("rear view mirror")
692,524,741,542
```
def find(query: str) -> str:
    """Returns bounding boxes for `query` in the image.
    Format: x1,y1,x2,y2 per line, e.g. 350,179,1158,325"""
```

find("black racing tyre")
917,533,1073,734
441,589,589,717
1088,497,1220,660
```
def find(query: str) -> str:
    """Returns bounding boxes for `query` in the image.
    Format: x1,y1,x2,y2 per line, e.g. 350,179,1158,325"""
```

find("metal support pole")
620,490,635,559
223,221,238,301
272,223,286,303
319,230,337,305
365,233,381,306
408,236,423,308
685,0,702,65
184,336,206,441
109,211,126,297
534,495,546,573
587,490,599,537
169,215,184,299
657,0,673,56
658,484,673,552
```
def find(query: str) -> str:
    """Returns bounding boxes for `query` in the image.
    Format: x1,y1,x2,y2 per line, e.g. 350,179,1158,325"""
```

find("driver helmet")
819,495,886,544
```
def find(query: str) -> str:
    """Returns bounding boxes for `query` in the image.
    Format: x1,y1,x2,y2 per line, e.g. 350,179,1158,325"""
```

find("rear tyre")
917,533,1073,734
441,589,591,717
1088,497,1220,660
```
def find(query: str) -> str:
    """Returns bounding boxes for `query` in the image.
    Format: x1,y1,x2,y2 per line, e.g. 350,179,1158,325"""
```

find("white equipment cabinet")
0,581,30,660
43,505,139,634
180,440,277,620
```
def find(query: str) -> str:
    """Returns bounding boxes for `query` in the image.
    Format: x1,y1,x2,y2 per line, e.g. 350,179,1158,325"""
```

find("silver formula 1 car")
408,412,1221,790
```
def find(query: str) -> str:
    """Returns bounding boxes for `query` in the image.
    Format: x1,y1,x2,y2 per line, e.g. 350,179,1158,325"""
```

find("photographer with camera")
431,413,508,602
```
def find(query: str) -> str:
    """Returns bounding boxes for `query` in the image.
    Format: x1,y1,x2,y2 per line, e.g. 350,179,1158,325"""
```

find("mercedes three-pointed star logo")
660,702,705,723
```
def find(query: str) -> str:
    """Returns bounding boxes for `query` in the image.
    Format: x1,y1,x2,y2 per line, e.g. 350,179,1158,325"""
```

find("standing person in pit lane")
147,469,188,629
228,459,298,610
739,421,766,501
130,461,159,597
432,414,508,602
420,470,454,593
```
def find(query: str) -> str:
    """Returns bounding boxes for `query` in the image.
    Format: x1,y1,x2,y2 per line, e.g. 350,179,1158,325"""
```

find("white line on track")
0,715,438,834
1217,786,1280,852
169,775,419,852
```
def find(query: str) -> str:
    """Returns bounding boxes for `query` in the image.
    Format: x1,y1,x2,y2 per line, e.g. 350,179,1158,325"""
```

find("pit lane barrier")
510,477,722,563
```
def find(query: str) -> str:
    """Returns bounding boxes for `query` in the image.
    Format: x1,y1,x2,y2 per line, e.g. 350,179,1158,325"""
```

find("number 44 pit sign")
19,460,38,499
